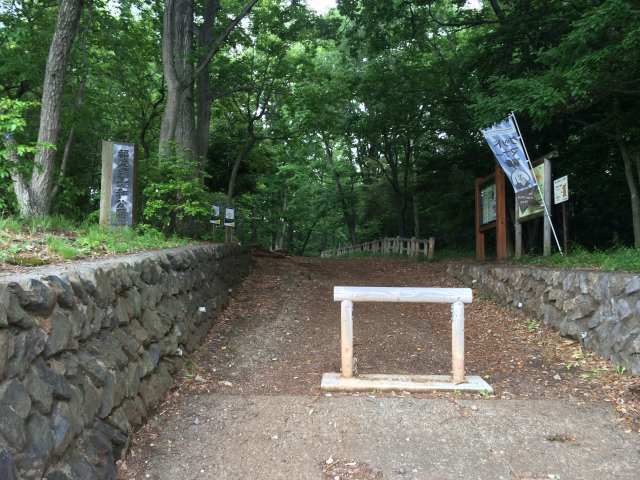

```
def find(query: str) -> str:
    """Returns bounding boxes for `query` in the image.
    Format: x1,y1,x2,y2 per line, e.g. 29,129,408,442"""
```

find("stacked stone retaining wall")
447,263,640,375
0,244,249,479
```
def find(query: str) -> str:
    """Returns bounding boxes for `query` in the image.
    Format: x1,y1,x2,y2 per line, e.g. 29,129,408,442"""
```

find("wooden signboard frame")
475,165,507,261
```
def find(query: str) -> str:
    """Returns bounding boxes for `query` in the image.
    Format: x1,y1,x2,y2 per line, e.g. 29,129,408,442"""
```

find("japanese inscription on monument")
100,141,136,227
111,144,134,226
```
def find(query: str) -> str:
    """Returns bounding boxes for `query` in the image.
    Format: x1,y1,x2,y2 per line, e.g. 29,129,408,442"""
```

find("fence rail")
321,236,435,259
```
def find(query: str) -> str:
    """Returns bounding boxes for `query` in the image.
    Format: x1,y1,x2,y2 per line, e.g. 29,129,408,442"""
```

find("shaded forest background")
1,0,639,255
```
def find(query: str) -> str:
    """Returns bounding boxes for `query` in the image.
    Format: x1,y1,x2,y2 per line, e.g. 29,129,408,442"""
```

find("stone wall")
0,244,250,480
447,263,640,375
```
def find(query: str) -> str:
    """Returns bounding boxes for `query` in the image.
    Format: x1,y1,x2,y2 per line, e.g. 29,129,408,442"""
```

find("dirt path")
118,256,640,479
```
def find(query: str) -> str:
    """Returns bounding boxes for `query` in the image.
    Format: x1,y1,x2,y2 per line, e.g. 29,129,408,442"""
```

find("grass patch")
0,216,191,267
431,247,475,262
46,235,82,260
515,245,640,272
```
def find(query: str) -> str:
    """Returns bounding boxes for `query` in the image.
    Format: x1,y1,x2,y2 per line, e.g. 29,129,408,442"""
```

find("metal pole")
510,112,564,256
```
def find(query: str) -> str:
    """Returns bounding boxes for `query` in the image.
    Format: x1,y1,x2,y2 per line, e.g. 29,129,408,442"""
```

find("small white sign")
210,204,221,224
224,208,235,227
554,176,569,204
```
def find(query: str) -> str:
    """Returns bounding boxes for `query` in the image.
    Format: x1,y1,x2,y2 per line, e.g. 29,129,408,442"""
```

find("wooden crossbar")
334,286,472,304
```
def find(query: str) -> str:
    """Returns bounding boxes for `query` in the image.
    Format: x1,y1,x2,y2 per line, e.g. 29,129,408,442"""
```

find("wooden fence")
321,236,435,259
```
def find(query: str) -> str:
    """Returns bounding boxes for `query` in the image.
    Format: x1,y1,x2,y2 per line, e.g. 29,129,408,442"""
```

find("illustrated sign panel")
554,176,569,204
110,143,134,226
481,183,496,225
517,163,544,220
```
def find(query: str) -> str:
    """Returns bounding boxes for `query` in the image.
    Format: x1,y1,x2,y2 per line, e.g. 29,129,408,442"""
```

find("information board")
517,163,544,220
554,176,569,204
481,183,496,225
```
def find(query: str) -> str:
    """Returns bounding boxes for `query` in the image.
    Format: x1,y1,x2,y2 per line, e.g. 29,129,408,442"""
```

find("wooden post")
340,300,354,378
474,177,486,261
451,301,465,384
428,237,435,260
495,166,508,260
543,157,552,256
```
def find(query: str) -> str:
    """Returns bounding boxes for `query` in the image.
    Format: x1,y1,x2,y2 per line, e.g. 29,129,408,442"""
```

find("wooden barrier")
321,236,436,259
321,286,492,393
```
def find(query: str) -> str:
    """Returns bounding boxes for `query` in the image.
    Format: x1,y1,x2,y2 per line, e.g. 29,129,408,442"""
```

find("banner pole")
510,112,564,256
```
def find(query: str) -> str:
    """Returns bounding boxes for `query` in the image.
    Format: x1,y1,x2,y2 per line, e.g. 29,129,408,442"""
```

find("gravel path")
118,256,640,479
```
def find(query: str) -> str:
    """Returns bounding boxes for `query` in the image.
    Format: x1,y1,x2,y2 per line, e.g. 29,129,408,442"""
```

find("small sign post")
210,204,221,237
224,207,235,243
554,176,570,252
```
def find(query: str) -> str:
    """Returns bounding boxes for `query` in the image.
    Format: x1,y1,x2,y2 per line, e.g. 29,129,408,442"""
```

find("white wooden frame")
321,286,493,393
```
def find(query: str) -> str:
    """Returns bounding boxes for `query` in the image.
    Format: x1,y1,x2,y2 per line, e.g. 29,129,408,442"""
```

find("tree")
158,0,258,162
3,0,84,217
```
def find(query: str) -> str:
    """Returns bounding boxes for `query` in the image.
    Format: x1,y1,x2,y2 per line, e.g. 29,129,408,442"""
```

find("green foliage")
142,154,213,234
1,0,639,252
74,224,187,255
0,216,22,234
46,235,81,260
24,214,78,234
0,215,188,265
0,98,38,214
525,319,541,333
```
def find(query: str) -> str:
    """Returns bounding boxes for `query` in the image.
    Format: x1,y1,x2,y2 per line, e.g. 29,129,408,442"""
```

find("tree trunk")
250,204,258,242
195,0,220,164
412,193,420,238
411,153,419,237
619,138,640,247
299,209,326,255
159,0,181,157
12,0,84,217
275,188,287,251
159,0,258,159
159,0,196,159
227,134,256,198
322,136,357,244
393,191,407,237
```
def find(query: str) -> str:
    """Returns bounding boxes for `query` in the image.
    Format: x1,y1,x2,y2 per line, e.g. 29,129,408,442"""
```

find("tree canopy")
1,0,639,254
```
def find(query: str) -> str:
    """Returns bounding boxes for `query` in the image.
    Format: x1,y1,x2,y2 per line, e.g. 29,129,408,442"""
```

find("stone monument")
100,141,136,227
